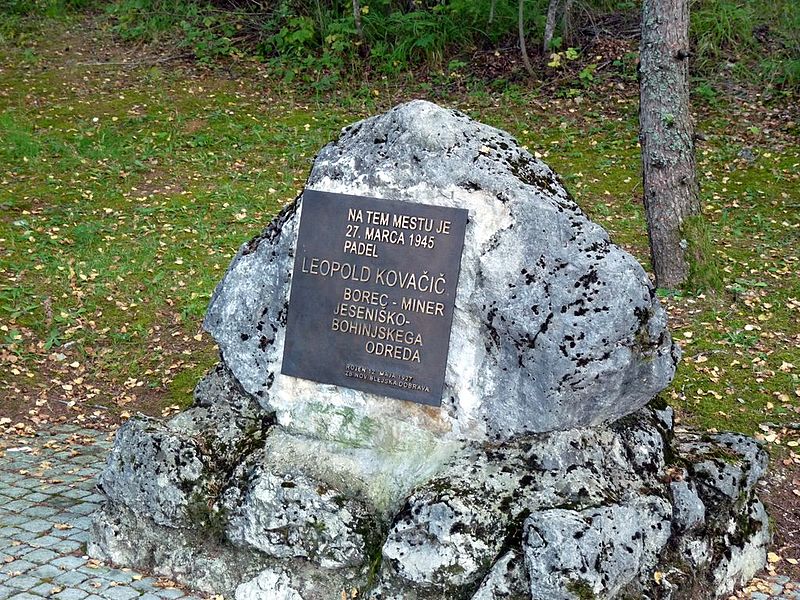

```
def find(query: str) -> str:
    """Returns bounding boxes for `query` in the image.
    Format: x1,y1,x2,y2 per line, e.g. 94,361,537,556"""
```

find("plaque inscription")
281,190,468,406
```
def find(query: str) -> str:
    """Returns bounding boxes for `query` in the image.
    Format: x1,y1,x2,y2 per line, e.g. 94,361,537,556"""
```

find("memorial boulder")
89,101,769,599
204,100,677,444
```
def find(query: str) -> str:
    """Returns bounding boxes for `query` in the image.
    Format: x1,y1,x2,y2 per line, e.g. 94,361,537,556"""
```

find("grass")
0,15,798,455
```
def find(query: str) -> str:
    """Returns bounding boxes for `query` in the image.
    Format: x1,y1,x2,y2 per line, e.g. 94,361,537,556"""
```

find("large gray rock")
204,100,678,451
96,417,208,528
376,421,662,596
523,497,672,600
90,102,768,600
95,364,270,529
222,459,383,569
91,401,769,600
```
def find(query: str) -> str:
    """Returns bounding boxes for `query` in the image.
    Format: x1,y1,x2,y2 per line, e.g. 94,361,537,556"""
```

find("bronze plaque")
281,189,468,406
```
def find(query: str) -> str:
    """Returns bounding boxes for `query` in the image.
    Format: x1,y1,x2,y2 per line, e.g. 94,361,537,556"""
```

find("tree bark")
639,0,700,289
519,0,534,76
352,0,365,54
543,0,560,53
562,0,573,46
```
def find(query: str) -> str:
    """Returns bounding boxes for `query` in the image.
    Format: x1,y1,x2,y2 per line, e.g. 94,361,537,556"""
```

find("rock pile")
89,101,769,599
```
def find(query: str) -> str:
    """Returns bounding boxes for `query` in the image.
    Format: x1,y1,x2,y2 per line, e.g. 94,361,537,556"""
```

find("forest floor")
0,10,798,587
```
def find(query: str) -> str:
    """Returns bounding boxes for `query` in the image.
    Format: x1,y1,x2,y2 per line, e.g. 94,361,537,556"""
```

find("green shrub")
692,0,757,65
691,0,799,89
25,0,795,91
0,0,95,41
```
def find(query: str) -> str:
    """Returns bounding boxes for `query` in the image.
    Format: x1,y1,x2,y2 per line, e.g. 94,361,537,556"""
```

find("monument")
89,101,769,599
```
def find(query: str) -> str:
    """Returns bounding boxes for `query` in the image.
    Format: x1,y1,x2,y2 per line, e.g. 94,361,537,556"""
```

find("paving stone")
5,574,42,590
23,493,51,503
61,489,91,500
4,545,34,559
28,535,63,549
78,566,115,579
17,520,52,534
0,586,13,600
75,468,98,478
5,593,44,600
54,570,90,586
13,478,43,490
19,549,59,565
0,529,21,541
101,586,140,600
3,487,29,499
51,556,87,570
48,526,75,539
28,582,60,597
53,589,89,600
154,589,184,599
1,515,28,526
3,501,29,512
21,506,59,519
130,578,158,592
67,504,97,517
103,571,134,585
12,531,39,543
68,530,90,544
27,564,63,580
78,578,112,594
48,539,81,554
137,595,161,600
0,560,35,575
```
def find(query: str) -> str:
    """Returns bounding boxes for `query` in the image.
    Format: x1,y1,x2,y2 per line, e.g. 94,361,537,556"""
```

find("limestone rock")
168,363,272,468
670,477,706,532
678,433,768,501
471,550,530,600
97,417,208,528
89,503,264,595
204,100,678,447
523,497,672,600
235,570,304,600
91,401,769,600
375,411,668,597
90,102,767,600
222,459,384,569
95,365,272,529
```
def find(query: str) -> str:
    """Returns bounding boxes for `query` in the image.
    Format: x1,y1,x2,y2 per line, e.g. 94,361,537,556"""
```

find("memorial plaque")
281,189,468,406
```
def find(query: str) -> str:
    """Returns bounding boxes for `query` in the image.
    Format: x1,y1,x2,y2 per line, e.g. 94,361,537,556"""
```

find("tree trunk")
639,0,700,289
519,0,534,76
352,0,366,54
562,0,573,46
543,0,560,53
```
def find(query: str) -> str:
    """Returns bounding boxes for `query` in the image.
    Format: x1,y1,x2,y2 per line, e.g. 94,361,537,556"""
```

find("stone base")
89,365,770,600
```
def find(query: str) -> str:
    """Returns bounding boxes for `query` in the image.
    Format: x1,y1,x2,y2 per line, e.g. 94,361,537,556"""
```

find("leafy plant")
547,46,579,68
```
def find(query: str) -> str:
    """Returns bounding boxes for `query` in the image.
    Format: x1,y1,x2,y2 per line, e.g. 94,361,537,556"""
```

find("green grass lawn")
0,14,798,461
